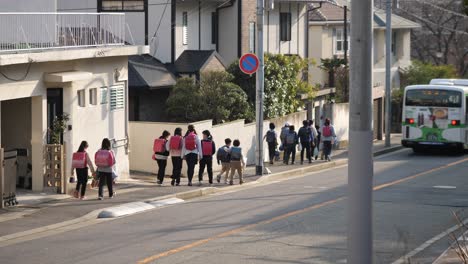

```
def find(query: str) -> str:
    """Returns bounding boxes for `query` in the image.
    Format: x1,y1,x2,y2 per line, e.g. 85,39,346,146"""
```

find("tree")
394,0,468,76
166,72,253,124
319,57,346,88
228,53,314,119
400,60,458,87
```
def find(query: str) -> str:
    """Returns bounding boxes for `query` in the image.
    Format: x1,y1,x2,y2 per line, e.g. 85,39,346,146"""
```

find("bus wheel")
412,147,422,154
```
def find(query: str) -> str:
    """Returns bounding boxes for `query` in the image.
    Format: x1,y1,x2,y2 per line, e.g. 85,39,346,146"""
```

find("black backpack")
266,131,276,143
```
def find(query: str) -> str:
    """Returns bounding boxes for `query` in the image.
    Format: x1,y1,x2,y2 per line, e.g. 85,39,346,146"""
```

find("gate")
44,144,65,194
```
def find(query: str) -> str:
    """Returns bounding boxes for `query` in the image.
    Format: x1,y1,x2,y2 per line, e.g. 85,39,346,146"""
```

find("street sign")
239,53,259,75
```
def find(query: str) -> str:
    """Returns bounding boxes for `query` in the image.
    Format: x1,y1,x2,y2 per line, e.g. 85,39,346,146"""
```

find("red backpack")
72,152,87,169
323,126,332,137
169,136,182,150
185,133,197,151
153,138,166,153
95,150,115,167
202,140,213,156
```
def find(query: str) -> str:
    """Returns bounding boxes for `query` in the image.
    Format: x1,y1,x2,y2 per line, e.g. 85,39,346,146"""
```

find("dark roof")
174,50,225,74
128,55,176,89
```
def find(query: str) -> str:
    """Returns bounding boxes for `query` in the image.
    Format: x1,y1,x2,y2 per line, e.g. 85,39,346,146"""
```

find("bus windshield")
405,89,462,108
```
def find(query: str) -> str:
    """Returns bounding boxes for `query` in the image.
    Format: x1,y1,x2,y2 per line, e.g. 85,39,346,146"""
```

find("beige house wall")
129,111,307,175
0,54,134,192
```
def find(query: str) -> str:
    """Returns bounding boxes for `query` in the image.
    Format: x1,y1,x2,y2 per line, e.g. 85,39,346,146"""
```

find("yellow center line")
137,157,468,264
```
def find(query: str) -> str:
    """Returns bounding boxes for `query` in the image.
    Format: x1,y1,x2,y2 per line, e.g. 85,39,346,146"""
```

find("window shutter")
110,85,125,110
182,12,188,45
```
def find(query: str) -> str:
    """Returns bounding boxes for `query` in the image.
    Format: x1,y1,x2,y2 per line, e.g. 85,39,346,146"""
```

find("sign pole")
385,0,392,147
348,0,374,263
255,0,265,176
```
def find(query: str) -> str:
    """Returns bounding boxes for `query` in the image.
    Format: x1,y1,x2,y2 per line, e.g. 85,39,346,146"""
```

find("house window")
100,87,108,104
280,13,291,41
100,0,144,11
249,22,256,53
182,12,188,45
78,89,86,107
110,85,125,110
90,88,98,105
211,12,218,45
333,27,349,54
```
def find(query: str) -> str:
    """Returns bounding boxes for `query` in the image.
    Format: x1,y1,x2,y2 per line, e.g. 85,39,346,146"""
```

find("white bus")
401,84,468,153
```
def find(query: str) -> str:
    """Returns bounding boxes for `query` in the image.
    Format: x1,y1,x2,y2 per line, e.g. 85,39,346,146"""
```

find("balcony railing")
0,13,126,53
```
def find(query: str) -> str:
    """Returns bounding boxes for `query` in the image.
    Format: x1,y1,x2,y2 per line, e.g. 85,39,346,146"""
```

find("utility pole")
385,0,392,147
255,0,265,176
348,0,374,263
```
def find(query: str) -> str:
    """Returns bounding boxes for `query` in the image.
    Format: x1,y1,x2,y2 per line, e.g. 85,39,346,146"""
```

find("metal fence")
0,13,125,53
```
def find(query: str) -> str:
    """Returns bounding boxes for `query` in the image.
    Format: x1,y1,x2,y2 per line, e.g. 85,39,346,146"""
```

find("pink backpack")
153,138,166,153
169,136,182,150
202,141,213,156
323,126,332,137
95,149,115,167
72,152,87,169
185,133,197,151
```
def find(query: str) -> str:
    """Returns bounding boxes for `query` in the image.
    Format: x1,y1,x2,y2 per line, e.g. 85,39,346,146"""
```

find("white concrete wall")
0,55,131,191
217,2,238,64
149,0,172,63
175,1,217,59
265,3,307,58
129,111,307,174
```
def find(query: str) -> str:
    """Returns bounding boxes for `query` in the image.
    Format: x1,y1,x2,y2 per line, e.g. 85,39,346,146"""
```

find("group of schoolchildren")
71,138,117,200
264,118,336,165
69,119,336,200
152,125,246,187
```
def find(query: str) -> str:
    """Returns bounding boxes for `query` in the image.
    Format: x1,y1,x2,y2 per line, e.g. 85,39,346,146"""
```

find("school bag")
323,126,332,137
185,133,197,151
169,136,182,150
153,138,166,153
286,132,296,145
95,149,115,167
298,127,311,143
230,147,242,161
202,140,213,156
72,152,87,169
266,130,276,143
217,146,230,163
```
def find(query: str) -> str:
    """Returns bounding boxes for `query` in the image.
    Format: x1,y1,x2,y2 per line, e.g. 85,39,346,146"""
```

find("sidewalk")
0,135,403,238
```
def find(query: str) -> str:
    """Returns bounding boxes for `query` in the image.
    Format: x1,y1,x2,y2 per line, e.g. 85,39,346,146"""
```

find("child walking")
167,128,183,186
228,139,245,185
95,138,116,200
198,130,216,185
154,130,170,185
216,138,232,184
71,141,95,200
182,125,202,186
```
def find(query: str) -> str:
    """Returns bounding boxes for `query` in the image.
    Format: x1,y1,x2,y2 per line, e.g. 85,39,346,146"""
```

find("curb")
96,145,406,219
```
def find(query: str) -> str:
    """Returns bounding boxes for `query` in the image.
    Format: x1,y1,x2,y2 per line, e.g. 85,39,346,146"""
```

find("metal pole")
343,6,348,66
348,0,374,263
255,0,265,176
385,0,392,147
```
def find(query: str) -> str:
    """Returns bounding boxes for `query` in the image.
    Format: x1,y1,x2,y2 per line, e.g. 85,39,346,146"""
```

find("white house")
0,0,148,195
57,0,311,64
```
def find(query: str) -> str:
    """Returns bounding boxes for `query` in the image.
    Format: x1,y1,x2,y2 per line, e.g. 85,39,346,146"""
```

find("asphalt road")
1,149,467,264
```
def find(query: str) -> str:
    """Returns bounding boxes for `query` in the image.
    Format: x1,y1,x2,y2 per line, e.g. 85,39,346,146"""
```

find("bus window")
405,89,462,107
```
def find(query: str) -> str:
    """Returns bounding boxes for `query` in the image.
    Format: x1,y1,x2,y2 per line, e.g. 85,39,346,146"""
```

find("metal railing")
0,13,126,53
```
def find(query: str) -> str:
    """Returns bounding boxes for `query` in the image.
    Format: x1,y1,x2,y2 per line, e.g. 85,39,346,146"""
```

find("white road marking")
392,218,468,264
433,185,457,189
